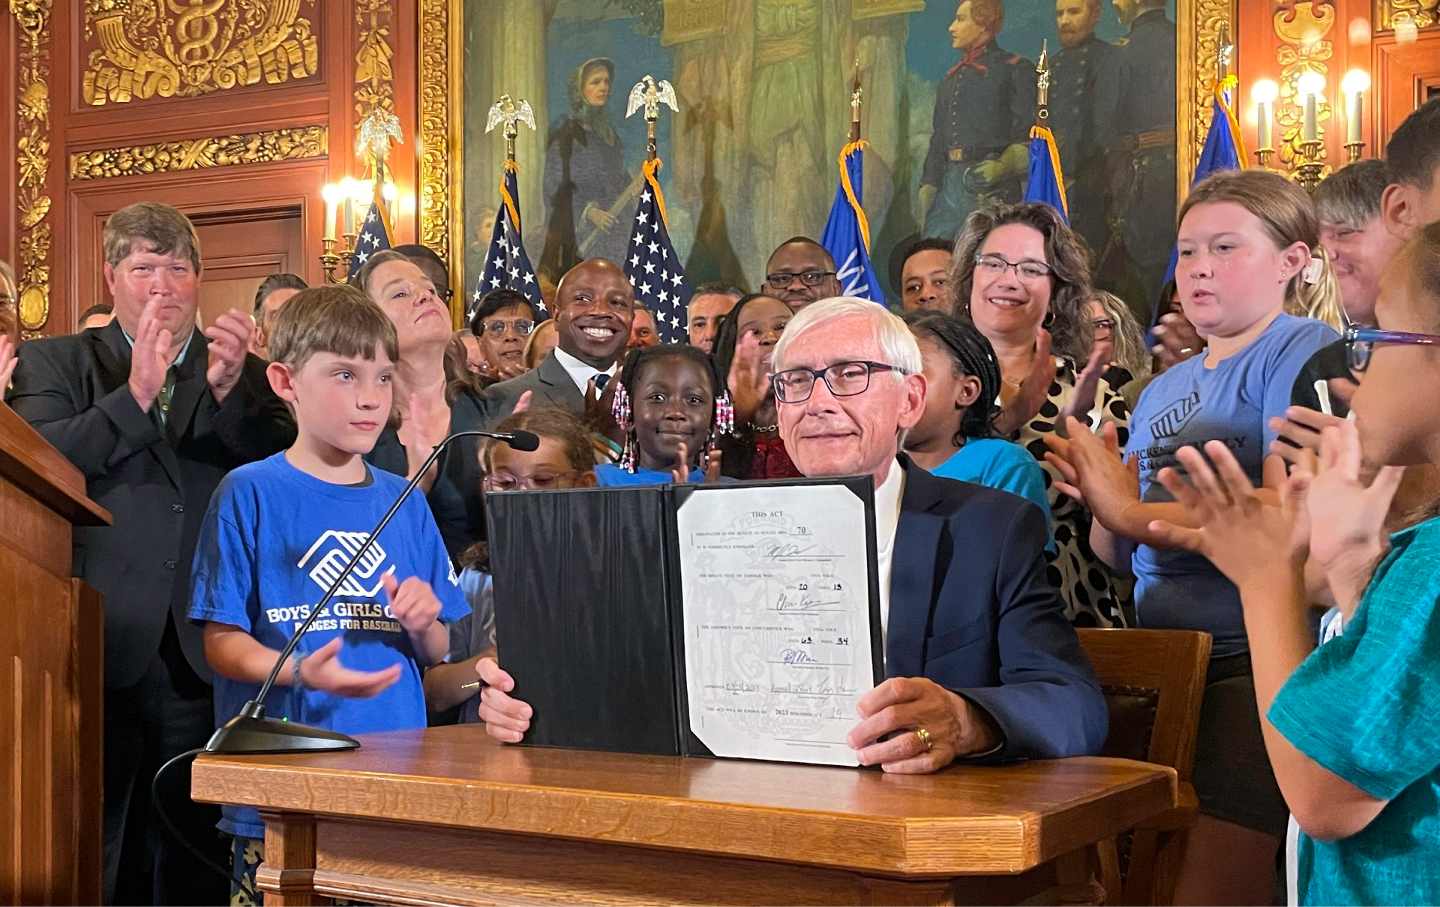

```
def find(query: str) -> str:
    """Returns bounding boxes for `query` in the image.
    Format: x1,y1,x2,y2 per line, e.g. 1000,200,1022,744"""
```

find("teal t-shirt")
929,438,1054,549
1268,517,1440,906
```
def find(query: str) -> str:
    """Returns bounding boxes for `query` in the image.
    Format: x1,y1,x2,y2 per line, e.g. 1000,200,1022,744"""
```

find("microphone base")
204,713,361,755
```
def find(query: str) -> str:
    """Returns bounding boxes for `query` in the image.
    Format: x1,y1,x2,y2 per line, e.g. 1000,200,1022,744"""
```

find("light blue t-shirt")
1125,314,1337,657
188,452,468,838
929,438,1054,549
595,463,704,486
1270,518,1440,906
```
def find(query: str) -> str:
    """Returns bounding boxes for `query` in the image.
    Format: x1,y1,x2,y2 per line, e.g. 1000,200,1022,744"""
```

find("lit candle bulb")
321,182,342,242
1297,71,1325,143
1342,69,1370,147
1252,79,1278,151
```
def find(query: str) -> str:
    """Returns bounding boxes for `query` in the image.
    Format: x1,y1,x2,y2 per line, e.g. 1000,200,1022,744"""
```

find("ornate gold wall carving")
354,0,395,119
68,125,327,181
11,0,54,332
417,0,450,263
1178,0,1239,202
81,0,320,107
1376,0,1438,31
1274,1,1335,177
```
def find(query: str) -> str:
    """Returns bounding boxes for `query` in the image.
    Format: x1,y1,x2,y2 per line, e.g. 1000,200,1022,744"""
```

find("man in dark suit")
6,202,294,903
770,297,1106,770
1051,0,1121,257
474,296,1107,769
479,257,634,427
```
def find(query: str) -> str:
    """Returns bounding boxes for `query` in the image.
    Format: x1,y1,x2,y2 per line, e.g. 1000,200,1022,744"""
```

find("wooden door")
192,208,306,328
1374,29,1440,147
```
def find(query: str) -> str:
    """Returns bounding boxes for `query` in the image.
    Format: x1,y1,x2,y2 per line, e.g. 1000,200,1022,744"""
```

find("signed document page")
675,483,879,766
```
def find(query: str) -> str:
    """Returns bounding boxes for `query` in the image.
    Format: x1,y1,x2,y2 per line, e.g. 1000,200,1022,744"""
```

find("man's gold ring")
914,726,933,752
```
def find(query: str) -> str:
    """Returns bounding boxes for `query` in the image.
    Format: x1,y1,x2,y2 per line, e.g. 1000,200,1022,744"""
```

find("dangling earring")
612,383,638,473
714,392,735,437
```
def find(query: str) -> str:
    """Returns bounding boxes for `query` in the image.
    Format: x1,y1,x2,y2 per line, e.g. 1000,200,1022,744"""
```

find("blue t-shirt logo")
298,529,393,597
1148,390,1202,440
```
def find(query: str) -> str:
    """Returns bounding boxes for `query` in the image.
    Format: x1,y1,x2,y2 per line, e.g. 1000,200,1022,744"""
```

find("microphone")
204,428,538,754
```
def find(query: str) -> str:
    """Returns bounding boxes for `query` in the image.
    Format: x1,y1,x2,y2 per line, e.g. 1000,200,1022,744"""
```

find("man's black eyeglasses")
765,270,836,288
772,360,901,404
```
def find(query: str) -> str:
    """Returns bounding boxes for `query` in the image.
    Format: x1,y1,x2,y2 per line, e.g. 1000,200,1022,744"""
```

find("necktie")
593,372,610,392
155,367,177,427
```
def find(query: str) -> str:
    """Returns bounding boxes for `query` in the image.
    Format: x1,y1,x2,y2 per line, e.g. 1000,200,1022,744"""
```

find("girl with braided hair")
903,311,1053,538
594,344,734,486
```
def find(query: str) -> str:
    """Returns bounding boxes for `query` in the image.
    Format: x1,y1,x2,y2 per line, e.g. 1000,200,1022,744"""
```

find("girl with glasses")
1143,219,1440,907
423,407,596,723
949,201,1133,630
1045,169,1342,904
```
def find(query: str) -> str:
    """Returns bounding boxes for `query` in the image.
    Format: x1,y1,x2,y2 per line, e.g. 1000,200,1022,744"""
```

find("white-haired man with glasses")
770,296,1107,772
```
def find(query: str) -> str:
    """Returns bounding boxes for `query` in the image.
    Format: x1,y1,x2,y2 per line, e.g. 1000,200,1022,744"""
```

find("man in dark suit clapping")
6,202,294,904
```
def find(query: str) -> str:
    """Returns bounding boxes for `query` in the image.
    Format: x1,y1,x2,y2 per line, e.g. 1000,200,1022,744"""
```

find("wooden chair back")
1077,628,1212,905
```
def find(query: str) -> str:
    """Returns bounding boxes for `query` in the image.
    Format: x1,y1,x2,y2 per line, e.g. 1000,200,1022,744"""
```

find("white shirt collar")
873,456,906,647
553,345,618,395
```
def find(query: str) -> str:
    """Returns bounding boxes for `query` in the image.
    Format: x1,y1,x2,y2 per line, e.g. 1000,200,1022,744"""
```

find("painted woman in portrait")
541,57,632,273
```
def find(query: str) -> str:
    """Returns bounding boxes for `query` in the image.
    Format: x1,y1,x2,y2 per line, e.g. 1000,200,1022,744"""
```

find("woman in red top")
710,293,802,480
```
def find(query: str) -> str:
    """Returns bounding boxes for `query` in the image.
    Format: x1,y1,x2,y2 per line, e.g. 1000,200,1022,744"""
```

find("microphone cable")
152,747,260,903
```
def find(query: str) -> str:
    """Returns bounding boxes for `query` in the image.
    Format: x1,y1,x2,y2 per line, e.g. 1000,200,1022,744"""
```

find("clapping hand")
0,334,16,391
1146,445,1309,596
584,376,621,444
670,441,722,484
382,572,442,637
1058,338,1115,436
1043,418,1138,525
397,391,445,490
994,327,1058,436
127,298,174,412
1295,422,1403,608
204,308,254,404
296,637,402,698
1151,312,1204,372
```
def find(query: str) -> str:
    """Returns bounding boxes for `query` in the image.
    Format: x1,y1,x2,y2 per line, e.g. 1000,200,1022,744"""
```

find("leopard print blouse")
1012,358,1135,627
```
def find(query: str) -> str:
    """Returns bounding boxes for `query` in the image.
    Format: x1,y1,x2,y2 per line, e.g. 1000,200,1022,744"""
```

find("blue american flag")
347,201,392,283
472,165,546,319
623,159,690,344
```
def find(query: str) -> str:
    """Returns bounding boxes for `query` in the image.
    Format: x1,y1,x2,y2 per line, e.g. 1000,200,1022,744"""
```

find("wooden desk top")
193,725,1176,878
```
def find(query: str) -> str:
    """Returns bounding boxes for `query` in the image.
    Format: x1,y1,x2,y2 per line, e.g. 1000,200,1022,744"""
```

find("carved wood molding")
81,0,321,107
354,0,395,120
416,0,452,266
1178,0,1240,201
10,0,54,333
1375,0,1439,32
1273,1,1337,178
69,125,328,181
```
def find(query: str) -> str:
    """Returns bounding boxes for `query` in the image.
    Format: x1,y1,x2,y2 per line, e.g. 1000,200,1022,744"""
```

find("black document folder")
485,477,883,760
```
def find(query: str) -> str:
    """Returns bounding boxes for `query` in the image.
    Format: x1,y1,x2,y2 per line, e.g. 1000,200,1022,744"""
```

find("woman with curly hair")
948,201,1131,626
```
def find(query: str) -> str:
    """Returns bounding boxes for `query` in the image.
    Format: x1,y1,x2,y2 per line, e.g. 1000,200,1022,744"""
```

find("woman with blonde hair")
1044,168,1341,904
948,201,1132,627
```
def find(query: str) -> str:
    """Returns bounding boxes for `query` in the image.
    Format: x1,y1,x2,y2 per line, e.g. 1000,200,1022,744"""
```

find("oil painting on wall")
461,0,1180,309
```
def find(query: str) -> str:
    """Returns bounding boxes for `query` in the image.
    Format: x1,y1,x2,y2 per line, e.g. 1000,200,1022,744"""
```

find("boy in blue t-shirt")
188,285,466,901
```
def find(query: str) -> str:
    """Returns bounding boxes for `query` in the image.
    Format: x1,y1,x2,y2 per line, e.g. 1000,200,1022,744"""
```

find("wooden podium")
0,404,110,905
192,726,1177,906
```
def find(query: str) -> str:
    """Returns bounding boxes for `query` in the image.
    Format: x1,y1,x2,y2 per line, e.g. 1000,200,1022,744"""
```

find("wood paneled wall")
1,0,423,338
1233,1,1439,180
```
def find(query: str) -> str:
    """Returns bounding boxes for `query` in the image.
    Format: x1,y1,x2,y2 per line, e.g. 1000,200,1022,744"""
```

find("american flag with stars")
346,201,392,283
473,165,546,319
623,159,690,344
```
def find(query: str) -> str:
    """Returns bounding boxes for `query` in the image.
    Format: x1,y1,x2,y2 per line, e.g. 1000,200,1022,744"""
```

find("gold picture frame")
418,0,1237,316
